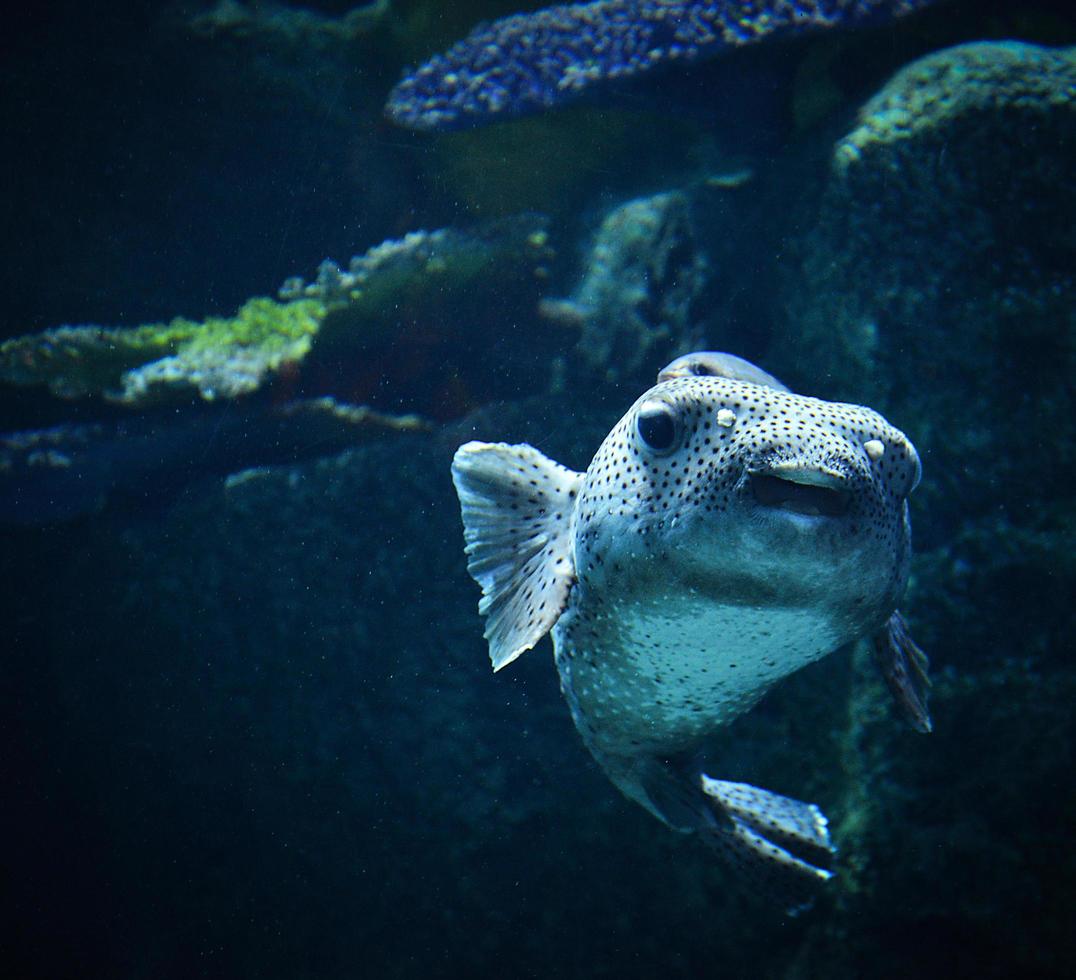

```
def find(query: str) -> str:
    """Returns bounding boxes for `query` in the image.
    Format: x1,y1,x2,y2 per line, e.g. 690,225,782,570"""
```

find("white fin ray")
451,441,581,671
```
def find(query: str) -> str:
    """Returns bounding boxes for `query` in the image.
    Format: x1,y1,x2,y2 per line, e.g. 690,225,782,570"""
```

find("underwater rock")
278,214,559,418
277,216,550,315
8,396,663,975
833,40,1076,175
752,46,1076,965
803,505,1076,975
8,362,1076,975
0,423,112,524
540,190,711,386
0,216,553,409
385,0,940,131
0,398,427,525
776,41,1076,534
827,40,1076,287
10,376,1076,980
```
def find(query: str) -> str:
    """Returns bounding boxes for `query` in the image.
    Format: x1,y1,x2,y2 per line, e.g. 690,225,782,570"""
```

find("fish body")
452,353,928,904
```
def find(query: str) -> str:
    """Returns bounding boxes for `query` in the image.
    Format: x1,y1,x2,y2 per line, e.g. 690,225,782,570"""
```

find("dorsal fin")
451,441,581,671
657,351,790,391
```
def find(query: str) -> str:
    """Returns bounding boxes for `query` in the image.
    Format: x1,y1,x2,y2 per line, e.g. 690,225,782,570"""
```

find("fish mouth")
748,465,851,518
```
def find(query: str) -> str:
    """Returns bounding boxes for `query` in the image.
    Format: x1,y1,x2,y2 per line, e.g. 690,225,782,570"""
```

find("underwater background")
2,1,1074,977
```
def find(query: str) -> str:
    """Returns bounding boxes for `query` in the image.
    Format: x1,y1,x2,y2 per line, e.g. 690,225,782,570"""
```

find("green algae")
117,298,326,404
0,296,325,405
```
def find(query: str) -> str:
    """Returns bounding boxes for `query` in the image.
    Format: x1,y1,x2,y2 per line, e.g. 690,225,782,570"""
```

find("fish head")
572,375,920,633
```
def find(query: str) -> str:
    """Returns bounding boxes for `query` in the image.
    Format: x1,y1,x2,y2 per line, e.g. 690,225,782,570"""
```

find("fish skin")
451,353,925,904
657,350,790,389
557,372,917,765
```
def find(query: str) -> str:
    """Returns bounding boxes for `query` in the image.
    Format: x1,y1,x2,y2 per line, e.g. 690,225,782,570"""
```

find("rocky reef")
0,297,325,404
777,41,1076,533
0,215,552,523
12,366,1073,977
766,39,1076,973
0,216,552,408
0,401,427,525
4,11,1076,980
540,189,713,385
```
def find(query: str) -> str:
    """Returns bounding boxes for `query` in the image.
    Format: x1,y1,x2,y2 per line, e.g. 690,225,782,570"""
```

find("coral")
834,41,1076,169
818,41,1076,293
0,321,194,401
278,215,551,319
385,0,939,131
540,190,711,386
0,216,552,408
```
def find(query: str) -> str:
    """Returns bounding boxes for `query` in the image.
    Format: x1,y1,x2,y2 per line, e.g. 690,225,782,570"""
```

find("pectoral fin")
870,609,932,734
451,441,581,671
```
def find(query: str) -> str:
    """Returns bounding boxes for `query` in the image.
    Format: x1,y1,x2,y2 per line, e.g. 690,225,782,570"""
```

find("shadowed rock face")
765,43,1076,968
6,362,1076,978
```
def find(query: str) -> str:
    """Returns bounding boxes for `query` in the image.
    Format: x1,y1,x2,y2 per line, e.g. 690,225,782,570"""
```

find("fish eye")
636,399,680,454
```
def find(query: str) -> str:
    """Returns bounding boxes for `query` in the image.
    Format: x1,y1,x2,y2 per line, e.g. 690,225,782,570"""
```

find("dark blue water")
3,2,1074,977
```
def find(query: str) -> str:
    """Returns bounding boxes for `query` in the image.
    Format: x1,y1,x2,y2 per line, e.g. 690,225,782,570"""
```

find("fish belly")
555,598,839,756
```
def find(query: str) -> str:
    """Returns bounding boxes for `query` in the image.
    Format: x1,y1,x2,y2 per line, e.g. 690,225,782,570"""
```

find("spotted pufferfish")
451,352,930,906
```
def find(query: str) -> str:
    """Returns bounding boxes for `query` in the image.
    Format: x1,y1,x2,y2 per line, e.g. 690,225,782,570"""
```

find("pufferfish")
451,352,930,905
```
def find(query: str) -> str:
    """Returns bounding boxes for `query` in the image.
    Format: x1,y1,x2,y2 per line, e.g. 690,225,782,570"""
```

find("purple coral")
385,0,938,131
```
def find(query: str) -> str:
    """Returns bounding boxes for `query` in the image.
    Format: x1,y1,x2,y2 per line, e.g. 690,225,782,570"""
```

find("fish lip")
747,464,851,518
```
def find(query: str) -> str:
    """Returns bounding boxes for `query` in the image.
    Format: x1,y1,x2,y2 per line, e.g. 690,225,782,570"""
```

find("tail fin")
700,777,836,914
630,756,837,913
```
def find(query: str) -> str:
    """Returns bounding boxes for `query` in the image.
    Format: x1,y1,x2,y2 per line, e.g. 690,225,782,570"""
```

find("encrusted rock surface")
541,190,712,387
0,216,553,409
